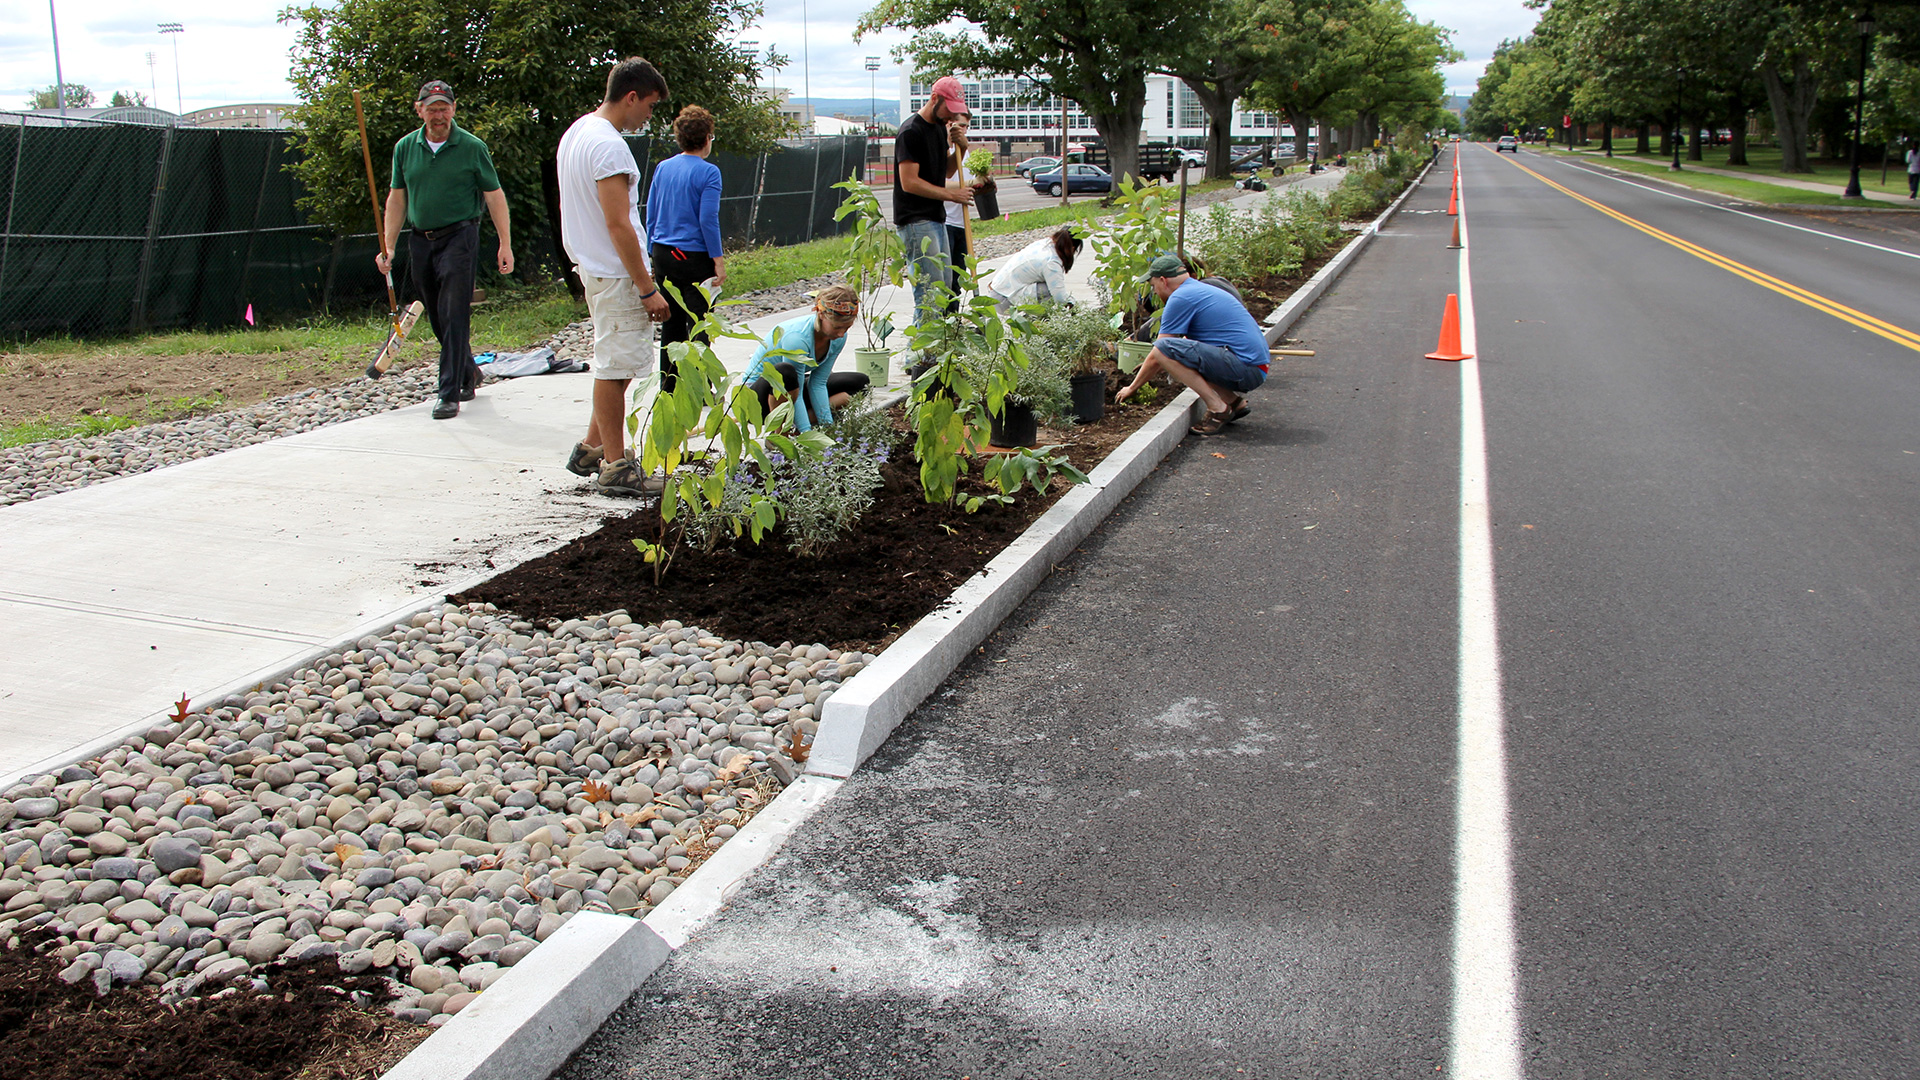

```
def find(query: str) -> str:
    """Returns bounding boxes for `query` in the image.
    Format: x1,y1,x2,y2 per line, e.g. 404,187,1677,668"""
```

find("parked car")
1497,135,1517,153
1014,155,1060,179
1178,148,1207,167
1031,163,1114,196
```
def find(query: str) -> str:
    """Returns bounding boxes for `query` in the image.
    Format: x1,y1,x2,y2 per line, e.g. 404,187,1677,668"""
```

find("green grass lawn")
1541,144,1919,204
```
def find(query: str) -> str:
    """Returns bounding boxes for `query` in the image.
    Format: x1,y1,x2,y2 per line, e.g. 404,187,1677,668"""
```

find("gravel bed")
0,602,863,1025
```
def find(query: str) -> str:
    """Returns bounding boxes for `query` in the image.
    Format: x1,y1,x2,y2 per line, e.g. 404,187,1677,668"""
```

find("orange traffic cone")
1426,293,1472,361
1447,173,1458,215
1447,217,1462,249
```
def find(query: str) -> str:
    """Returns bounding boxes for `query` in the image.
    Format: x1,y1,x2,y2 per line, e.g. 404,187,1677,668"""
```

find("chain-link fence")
0,113,865,340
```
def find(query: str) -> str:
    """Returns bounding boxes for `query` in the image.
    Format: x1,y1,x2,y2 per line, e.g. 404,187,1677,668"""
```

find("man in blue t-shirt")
1116,254,1269,435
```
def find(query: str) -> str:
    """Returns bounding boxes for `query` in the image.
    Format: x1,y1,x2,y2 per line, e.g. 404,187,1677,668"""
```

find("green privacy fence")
0,112,863,339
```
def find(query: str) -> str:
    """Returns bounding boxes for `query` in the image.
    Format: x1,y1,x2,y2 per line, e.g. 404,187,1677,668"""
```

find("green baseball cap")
1144,253,1187,279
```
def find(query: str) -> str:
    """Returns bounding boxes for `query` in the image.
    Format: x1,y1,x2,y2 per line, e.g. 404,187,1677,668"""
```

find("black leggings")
651,245,716,392
749,366,871,421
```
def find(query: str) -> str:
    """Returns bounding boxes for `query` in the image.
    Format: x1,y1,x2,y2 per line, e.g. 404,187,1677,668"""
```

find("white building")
899,72,1286,150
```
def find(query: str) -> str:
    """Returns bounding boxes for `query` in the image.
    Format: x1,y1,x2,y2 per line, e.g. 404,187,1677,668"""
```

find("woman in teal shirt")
740,285,870,431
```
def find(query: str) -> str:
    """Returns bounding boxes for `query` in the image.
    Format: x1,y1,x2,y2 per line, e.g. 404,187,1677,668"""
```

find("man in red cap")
894,75,975,337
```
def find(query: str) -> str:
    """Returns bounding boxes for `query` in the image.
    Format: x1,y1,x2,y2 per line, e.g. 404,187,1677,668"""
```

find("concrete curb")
381,775,843,1080
806,388,1206,778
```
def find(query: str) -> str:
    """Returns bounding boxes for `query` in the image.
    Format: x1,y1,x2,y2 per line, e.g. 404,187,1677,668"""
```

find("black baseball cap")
417,80,455,105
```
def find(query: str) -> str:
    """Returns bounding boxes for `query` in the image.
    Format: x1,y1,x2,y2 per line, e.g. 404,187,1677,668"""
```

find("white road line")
1449,152,1523,1080
1553,156,1920,262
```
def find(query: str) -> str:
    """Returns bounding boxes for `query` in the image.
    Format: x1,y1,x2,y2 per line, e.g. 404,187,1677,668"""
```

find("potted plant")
832,174,904,385
1027,303,1116,424
965,147,1000,220
1090,179,1176,373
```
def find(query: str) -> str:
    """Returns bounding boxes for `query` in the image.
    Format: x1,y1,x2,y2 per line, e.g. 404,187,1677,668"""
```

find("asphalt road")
554,146,1920,1078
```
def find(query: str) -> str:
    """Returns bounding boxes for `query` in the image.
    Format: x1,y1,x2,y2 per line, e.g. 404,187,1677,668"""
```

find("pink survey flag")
245,304,255,325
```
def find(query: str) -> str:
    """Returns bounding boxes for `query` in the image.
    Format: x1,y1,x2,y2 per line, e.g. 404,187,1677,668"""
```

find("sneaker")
566,441,605,477
432,399,459,419
594,458,665,496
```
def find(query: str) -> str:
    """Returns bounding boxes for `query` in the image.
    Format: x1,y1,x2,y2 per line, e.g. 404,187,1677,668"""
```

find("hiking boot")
432,398,459,419
565,441,605,477
595,458,665,497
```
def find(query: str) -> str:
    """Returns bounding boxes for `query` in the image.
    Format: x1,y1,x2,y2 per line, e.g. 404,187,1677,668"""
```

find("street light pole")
159,23,184,118
49,0,67,125
1844,15,1875,199
866,56,880,185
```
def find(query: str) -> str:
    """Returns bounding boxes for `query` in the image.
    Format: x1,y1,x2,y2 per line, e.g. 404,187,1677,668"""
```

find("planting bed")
460,393,1167,652
0,947,426,1080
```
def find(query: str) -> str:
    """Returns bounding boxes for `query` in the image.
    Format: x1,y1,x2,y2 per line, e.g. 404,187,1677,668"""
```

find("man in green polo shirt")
375,79,513,419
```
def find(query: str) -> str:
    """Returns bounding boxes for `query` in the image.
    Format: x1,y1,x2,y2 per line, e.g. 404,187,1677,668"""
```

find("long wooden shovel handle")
353,90,399,320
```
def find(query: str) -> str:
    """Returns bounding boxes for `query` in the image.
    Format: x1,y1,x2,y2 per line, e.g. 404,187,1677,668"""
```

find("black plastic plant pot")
989,401,1038,447
1070,372,1106,424
973,185,1001,220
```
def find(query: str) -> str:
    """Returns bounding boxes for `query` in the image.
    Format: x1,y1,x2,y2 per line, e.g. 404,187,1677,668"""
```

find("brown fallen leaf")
1211,452,1227,459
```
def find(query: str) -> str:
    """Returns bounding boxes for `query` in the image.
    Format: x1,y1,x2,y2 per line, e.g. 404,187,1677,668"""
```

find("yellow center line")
1490,151,1920,354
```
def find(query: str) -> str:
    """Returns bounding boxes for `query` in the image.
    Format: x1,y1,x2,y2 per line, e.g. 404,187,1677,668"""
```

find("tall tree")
1243,0,1373,156
859,0,1197,186
1160,0,1281,179
281,0,788,285
109,90,150,108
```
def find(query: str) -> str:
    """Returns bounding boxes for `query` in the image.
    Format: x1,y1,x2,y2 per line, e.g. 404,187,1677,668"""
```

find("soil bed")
0,943,427,1080
457,392,1168,652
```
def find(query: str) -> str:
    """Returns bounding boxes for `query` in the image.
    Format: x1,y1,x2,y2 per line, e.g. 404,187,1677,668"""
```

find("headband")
817,295,858,319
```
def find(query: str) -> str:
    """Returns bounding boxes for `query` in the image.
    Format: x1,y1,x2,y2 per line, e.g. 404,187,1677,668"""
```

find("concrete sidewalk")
0,171,1344,786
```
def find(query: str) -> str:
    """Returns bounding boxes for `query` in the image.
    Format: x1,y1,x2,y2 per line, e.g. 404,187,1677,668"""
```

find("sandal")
1225,394,1251,421
1190,408,1235,436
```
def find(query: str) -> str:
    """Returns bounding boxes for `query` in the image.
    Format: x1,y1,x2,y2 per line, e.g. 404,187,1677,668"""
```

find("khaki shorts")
579,271,657,381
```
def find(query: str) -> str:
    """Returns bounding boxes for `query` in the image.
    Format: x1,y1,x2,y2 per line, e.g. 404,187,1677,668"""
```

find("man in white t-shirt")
557,57,671,496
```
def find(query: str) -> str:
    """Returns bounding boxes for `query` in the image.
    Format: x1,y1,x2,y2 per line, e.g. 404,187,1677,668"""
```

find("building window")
1178,84,1204,130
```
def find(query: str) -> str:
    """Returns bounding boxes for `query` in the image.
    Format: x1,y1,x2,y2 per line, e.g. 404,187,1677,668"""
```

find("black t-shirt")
893,111,948,226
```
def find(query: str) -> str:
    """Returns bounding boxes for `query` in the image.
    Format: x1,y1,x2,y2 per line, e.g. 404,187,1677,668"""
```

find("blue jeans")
899,219,951,330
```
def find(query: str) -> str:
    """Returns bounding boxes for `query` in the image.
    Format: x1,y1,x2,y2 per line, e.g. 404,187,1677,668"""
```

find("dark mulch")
0,943,428,1080
456,391,1168,652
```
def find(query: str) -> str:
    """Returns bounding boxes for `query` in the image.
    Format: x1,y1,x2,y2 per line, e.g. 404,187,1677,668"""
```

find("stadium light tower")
866,56,880,135
50,0,68,124
159,23,184,116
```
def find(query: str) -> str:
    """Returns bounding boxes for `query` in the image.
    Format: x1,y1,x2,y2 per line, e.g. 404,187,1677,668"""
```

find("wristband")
638,286,659,300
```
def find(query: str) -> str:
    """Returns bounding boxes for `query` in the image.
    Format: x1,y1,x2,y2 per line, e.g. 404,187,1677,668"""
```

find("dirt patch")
0,944,429,1080
455,390,1169,653
0,345,438,429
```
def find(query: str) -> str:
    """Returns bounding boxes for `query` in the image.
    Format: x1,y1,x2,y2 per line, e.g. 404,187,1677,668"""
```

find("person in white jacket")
984,227,1082,313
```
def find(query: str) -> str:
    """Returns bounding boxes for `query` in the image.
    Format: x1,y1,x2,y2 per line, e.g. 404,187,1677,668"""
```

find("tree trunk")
1182,78,1240,182
1602,115,1614,156
1637,122,1651,154
1090,105,1146,188
1318,120,1334,156
1690,121,1705,160
1659,122,1672,155
542,154,583,300
1285,109,1310,162
1726,90,1750,165
1760,58,1817,172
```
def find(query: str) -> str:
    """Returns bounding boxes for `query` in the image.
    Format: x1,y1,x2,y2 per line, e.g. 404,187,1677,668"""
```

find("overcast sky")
4,0,1537,115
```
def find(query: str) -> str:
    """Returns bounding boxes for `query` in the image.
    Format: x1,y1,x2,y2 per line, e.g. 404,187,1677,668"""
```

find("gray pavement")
557,159,1466,1079
556,142,1920,1078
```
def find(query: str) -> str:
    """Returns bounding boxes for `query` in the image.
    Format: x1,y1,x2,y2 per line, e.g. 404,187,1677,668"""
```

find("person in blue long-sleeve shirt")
741,285,871,432
645,105,726,390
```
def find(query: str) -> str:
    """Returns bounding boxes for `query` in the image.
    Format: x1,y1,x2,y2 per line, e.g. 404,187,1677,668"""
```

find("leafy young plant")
1089,178,1179,337
628,283,821,581
902,263,1032,505
966,446,1091,513
831,174,904,350
964,147,996,182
